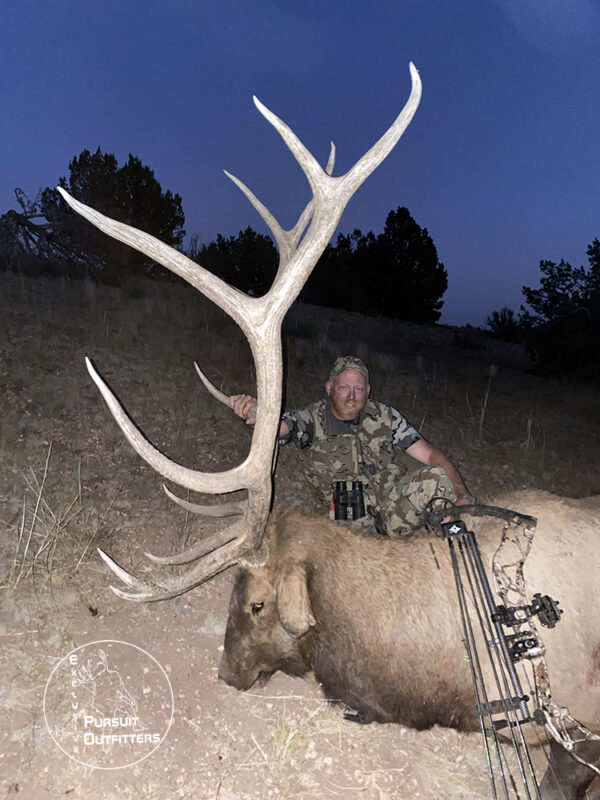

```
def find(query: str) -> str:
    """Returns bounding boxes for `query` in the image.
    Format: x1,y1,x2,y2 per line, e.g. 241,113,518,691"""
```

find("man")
231,355,474,536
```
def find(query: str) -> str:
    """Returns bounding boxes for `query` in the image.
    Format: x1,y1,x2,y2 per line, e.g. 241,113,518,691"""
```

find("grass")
0,443,116,596
232,697,342,774
477,363,497,445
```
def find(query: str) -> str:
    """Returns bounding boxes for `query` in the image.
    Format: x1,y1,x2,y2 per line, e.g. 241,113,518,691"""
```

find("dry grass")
1,443,116,596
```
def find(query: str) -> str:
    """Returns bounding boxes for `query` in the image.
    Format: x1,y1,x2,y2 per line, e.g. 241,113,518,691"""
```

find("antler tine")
253,64,421,210
340,62,422,199
97,548,144,589
86,356,254,494
223,169,287,254
325,140,336,175
193,360,257,427
86,351,270,576
224,139,336,269
193,361,231,407
253,95,328,199
144,524,241,565
251,70,420,320
162,483,245,519
98,530,250,601
152,361,258,521
57,187,256,334
285,140,336,255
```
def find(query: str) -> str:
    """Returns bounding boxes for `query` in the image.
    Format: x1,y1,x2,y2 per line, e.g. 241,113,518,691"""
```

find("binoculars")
333,480,366,521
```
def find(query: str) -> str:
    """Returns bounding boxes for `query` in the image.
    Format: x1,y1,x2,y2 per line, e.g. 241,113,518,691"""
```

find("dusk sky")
2,0,599,326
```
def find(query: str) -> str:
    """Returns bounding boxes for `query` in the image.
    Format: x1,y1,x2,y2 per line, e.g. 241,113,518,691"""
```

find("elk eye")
251,602,264,615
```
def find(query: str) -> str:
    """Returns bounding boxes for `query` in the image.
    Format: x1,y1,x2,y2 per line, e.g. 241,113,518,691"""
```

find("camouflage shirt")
281,398,422,513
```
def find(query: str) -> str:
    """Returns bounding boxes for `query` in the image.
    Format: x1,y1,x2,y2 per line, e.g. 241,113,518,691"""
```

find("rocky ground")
1,271,599,799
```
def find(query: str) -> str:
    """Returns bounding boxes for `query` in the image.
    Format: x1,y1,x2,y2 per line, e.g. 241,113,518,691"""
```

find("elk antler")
59,63,422,601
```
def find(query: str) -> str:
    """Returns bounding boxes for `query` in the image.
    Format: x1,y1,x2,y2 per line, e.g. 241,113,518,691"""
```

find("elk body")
58,65,600,796
218,492,600,734
219,492,600,797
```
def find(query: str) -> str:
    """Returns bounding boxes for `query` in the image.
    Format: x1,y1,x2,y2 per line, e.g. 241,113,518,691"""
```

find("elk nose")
218,652,260,691
217,653,240,687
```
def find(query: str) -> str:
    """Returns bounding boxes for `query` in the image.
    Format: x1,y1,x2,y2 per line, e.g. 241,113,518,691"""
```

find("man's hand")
230,394,258,425
442,492,474,522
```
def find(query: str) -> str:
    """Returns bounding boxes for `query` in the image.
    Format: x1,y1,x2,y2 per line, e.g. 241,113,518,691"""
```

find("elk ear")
275,564,316,638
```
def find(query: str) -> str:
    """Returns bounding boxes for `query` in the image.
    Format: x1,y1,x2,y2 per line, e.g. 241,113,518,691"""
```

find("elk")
58,66,600,796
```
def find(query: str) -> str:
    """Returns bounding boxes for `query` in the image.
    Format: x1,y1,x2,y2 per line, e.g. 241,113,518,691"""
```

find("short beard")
329,396,366,421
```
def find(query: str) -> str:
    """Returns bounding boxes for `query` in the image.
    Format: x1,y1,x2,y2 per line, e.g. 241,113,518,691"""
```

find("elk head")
58,64,422,601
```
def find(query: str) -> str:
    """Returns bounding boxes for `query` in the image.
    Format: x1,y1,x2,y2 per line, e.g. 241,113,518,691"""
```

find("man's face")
325,369,370,421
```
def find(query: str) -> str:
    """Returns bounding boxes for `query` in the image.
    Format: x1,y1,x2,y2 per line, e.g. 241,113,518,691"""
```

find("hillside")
1,270,599,799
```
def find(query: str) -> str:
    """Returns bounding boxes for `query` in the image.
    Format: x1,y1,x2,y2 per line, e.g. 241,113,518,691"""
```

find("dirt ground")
1,271,599,799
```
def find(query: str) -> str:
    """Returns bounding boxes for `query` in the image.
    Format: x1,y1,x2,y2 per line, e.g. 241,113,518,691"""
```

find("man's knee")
381,465,456,536
406,465,456,503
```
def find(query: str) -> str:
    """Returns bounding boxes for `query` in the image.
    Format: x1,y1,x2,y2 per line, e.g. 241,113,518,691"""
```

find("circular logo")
43,640,174,769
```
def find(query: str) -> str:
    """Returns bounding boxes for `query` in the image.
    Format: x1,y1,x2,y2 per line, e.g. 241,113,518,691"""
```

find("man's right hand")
230,394,258,424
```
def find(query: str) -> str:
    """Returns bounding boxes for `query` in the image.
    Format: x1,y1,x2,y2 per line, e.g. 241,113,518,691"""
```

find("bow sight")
494,591,562,629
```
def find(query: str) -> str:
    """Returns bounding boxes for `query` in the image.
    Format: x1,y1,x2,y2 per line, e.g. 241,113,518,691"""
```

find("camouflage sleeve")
281,407,314,448
390,407,422,450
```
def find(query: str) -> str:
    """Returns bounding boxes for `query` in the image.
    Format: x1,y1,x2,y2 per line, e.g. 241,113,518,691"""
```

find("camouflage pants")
346,464,456,538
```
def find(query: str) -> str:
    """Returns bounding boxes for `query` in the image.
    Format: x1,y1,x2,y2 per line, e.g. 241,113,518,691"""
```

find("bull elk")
58,66,600,797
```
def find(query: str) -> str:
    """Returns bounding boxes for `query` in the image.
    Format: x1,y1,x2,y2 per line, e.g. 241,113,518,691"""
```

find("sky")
1,0,599,326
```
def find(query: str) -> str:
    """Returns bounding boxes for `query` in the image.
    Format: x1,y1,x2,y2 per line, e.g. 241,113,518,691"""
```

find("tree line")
0,148,447,323
0,149,185,284
487,242,600,376
1,147,598,375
